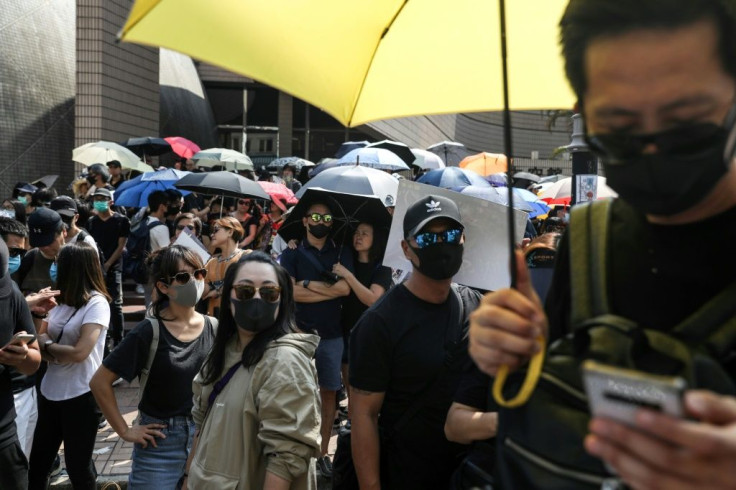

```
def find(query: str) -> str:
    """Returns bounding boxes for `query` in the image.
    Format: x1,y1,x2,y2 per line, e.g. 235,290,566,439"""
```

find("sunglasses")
585,122,723,163
165,268,207,285
177,224,195,231
233,284,281,303
8,247,25,258
413,228,463,249
238,200,252,205
211,226,230,235
308,213,333,223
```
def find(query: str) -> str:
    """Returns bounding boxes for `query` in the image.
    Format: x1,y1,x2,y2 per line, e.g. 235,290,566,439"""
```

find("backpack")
75,229,106,267
493,199,736,490
123,218,168,284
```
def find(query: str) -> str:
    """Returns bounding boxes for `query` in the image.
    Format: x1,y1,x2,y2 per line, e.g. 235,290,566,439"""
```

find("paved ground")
49,378,339,489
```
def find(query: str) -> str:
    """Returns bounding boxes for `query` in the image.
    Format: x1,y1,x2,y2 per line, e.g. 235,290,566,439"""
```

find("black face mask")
167,206,181,216
308,224,330,239
586,111,736,216
231,297,278,333
409,243,464,280
86,174,97,185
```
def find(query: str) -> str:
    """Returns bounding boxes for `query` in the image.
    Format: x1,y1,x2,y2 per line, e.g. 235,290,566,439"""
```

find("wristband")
303,279,310,289
31,312,48,319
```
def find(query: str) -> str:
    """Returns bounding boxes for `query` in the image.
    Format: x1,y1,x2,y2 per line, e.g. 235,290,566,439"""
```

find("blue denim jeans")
129,412,195,490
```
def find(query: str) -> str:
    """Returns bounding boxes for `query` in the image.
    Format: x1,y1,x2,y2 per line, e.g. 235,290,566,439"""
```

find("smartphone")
582,360,686,425
3,333,37,348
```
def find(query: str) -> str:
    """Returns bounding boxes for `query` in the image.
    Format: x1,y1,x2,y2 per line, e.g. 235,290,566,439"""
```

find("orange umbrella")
458,152,508,176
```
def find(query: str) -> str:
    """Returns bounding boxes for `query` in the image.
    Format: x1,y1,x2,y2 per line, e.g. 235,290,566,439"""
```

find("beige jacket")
189,333,322,490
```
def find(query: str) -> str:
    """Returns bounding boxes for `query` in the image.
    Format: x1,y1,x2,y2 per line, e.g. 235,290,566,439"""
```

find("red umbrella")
164,136,201,159
257,182,298,210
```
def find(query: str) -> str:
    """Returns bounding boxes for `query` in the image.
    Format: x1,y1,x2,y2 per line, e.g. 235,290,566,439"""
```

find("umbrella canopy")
459,185,534,214
32,175,59,189
257,181,299,208
459,152,508,176
121,136,172,157
366,140,415,165
308,159,342,178
120,1,573,127
296,165,399,208
539,174,569,184
335,148,410,172
427,141,474,166
410,149,445,170
278,188,391,243
335,141,370,159
193,148,254,172
486,172,508,187
513,171,541,183
417,167,491,190
267,156,315,172
164,136,201,159
115,169,192,208
494,187,550,219
538,176,618,201
174,171,270,200
72,141,154,173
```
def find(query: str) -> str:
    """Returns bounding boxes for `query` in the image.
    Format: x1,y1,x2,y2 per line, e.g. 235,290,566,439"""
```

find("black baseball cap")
28,208,64,248
92,188,113,200
50,196,78,218
403,195,463,238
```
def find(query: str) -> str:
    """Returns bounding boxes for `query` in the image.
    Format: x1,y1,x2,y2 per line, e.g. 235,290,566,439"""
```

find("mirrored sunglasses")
413,228,463,249
233,284,281,303
308,212,333,223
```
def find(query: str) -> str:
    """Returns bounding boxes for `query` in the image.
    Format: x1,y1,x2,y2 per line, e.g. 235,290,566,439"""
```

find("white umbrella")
335,147,410,172
538,176,618,200
193,148,254,172
72,141,154,173
410,149,445,170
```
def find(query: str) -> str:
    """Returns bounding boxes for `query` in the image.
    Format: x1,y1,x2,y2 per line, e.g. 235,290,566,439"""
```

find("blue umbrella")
494,187,550,218
459,185,535,214
417,167,491,189
336,147,410,172
115,169,191,207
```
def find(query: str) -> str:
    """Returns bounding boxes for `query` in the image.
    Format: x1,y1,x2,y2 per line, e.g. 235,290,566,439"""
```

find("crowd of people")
2,0,736,489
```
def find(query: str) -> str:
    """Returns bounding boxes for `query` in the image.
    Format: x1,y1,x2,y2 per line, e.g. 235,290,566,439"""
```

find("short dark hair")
88,163,111,183
56,241,111,308
31,188,57,207
164,189,183,203
0,217,27,241
560,0,736,98
148,190,169,212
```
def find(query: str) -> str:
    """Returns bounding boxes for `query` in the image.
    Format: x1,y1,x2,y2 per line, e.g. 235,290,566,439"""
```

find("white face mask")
0,209,15,219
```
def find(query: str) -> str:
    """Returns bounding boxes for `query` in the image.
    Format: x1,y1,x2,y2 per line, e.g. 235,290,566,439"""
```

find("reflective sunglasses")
413,228,463,249
233,284,281,303
308,212,333,223
177,224,195,231
8,247,25,258
165,268,207,285
585,122,724,163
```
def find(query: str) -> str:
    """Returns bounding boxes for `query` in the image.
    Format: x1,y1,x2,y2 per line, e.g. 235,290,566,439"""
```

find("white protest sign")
174,228,211,265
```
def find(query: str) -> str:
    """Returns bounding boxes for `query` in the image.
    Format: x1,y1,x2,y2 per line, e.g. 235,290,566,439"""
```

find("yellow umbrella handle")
492,336,546,408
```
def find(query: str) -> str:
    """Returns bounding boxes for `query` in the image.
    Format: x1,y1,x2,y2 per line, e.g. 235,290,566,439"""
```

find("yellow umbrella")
120,0,574,128
459,152,508,177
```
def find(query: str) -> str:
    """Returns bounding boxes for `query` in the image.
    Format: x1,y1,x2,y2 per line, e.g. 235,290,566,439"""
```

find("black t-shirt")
86,213,131,271
349,284,481,487
340,261,392,333
546,200,736,378
103,316,215,418
16,248,55,294
0,279,36,450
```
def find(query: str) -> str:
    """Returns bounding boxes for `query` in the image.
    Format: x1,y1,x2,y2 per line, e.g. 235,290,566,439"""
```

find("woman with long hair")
29,241,111,490
90,245,216,489
182,252,321,490
202,217,247,317
230,198,259,249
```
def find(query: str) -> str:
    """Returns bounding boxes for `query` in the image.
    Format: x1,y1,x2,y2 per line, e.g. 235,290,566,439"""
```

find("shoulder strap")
297,245,329,274
16,248,37,288
569,199,613,327
76,229,88,242
671,281,736,357
138,316,160,400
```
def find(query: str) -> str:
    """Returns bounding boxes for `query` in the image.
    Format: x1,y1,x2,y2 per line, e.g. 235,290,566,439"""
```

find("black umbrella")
426,141,473,166
122,137,172,157
335,140,369,159
367,140,416,165
174,171,270,200
278,188,392,243
513,171,541,183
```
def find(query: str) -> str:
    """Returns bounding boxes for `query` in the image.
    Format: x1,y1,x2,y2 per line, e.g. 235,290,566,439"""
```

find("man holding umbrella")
280,200,353,477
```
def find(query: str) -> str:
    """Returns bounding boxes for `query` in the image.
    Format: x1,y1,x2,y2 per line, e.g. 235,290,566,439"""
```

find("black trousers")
0,438,29,490
105,268,124,343
28,391,100,490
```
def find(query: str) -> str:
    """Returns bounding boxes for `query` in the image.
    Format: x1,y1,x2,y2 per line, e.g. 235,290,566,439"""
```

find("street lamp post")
566,113,598,205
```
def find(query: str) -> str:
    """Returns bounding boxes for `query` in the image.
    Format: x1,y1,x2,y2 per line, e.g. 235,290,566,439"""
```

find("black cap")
106,160,121,168
28,208,63,248
92,188,113,200
14,182,37,195
403,195,463,238
50,196,78,218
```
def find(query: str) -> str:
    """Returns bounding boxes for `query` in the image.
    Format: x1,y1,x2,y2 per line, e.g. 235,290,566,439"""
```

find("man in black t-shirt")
350,195,481,489
86,188,130,346
469,2,736,487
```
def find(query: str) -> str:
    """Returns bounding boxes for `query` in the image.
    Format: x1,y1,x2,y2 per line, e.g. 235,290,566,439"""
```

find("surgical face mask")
231,297,278,332
93,201,109,213
308,224,330,239
167,278,204,307
586,112,736,216
409,243,464,280
17,196,28,206
283,173,293,183
7,255,20,275
0,209,15,219
49,262,58,283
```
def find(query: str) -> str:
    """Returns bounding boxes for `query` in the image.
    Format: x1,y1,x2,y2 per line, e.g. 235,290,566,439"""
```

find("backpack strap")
569,199,614,328
138,316,160,401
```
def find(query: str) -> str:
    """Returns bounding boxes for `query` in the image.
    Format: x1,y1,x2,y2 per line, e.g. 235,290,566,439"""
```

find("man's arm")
303,279,350,298
104,236,127,272
291,278,333,303
351,389,385,490
444,402,498,445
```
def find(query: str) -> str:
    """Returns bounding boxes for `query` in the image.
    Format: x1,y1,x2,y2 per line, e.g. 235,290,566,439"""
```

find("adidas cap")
403,194,463,238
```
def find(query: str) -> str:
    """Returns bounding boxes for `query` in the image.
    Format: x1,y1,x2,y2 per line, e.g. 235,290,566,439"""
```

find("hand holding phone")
3,333,36,349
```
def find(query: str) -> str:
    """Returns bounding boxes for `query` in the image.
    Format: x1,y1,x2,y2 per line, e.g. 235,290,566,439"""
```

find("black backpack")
123,218,168,284
494,199,736,490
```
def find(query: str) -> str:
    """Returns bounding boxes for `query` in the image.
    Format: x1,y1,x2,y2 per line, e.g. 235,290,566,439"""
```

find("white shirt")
41,293,110,401
147,216,171,252
66,230,99,256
